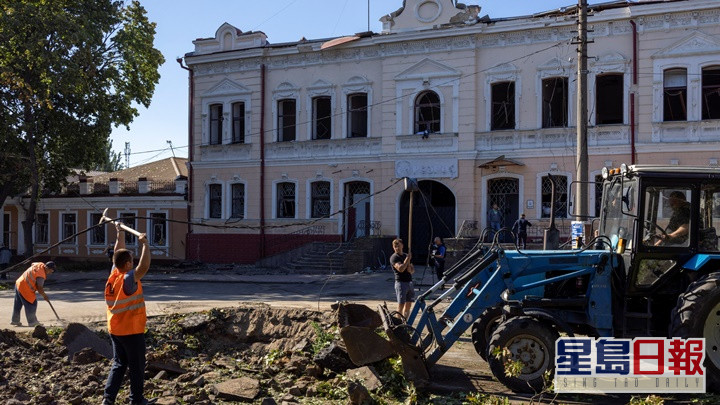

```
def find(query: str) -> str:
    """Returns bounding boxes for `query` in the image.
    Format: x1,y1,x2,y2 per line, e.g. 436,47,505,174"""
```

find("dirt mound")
0,329,27,347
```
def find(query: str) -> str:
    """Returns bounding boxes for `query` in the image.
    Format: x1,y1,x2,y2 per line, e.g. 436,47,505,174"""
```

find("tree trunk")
21,106,38,257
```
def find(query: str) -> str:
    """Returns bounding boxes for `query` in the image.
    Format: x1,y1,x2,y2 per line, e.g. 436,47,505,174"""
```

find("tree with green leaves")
0,0,164,255
96,139,124,173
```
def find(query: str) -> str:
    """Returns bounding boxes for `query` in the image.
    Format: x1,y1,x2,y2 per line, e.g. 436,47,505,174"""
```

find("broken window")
35,213,49,245
209,184,222,219
232,102,245,143
231,183,245,219
542,77,568,128
209,104,223,145
313,96,332,140
150,213,167,246
347,93,368,138
61,213,77,244
311,181,331,218
702,65,720,121
414,90,441,134
596,74,623,125
491,82,515,130
663,68,687,122
277,99,296,142
90,213,106,245
541,175,568,218
120,213,136,245
277,182,296,219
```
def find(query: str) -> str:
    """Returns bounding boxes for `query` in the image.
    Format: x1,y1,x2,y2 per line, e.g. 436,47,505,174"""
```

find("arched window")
702,65,720,121
541,175,568,218
414,91,441,134
664,68,687,122
310,181,331,218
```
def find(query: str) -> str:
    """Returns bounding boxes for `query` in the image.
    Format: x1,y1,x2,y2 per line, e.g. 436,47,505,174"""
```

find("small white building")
182,0,720,263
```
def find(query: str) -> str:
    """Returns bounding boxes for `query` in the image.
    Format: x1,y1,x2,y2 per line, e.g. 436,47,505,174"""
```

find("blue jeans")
11,287,38,325
104,333,147,404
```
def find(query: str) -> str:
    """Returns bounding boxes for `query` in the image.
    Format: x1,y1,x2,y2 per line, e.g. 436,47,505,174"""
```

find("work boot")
10,321,22,326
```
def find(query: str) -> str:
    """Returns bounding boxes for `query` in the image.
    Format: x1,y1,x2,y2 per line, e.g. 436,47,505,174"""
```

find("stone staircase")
283,242,349,273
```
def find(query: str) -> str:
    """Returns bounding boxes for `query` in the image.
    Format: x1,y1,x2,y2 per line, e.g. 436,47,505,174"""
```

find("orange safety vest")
15,263,47,304
105,268,146,336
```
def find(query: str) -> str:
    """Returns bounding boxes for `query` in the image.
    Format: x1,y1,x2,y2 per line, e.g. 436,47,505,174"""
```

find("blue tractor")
339,164,720,393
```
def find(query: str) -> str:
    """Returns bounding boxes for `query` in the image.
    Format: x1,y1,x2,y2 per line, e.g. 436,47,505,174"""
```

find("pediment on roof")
308,79,333,89
203,79,252,97
486,63,518,75
653,31,720,58
380,0,480,34
395,58,460,81
215,23,238,41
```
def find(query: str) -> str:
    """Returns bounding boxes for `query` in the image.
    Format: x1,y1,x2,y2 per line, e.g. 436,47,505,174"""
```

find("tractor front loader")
339,164,720,393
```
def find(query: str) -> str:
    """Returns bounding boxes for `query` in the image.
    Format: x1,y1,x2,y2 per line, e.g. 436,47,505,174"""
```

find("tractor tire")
487,316,558,393
471,306,504,361
669,272,720,393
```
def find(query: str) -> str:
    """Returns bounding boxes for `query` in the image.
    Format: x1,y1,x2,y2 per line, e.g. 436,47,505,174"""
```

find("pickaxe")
99,208,143,237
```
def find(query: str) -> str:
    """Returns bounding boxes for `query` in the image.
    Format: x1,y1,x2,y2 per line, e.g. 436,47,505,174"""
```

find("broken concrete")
312,341,354,373
347,366,383,392
213,376,261,402
62,322,112,360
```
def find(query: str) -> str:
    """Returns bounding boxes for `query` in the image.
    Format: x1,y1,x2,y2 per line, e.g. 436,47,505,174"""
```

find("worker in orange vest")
11,261,56,327
102,222,156,405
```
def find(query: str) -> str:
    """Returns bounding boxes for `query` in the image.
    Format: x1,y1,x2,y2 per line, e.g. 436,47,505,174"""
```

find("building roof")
90,157,188,183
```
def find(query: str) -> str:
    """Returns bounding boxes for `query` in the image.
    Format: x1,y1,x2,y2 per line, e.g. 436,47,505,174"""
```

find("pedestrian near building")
389,238,415,320
10,261,56,326
103,222,156,405
512,213,533,249
488,204,503,240
431,237,446,280
0,243,12,280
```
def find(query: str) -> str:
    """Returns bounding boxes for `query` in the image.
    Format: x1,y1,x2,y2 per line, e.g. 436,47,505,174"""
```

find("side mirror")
623,186,635,212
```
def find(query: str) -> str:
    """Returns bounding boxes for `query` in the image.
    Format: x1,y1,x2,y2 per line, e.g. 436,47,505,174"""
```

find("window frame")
208,183,223,219
118,211,138,246
35,212,49,245
413,90,442,134
346,92,368,138
277,98,297,142
60,212,78,245
231,101,246,144
309,180,332,219
702,65,720,121
209,103,223,145
490,81,516,131
663,68,688,122
274,180,298,219
595,73,625,125
537,173,572,219
229,182,246,219
88,212,107,246
147,211,169,248
541,76,569,128
312,96,332,140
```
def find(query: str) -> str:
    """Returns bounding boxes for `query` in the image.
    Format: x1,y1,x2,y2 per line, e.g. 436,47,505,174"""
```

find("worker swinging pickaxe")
98,208,143,238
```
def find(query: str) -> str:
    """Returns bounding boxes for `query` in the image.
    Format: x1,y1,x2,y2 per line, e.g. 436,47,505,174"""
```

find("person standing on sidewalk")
431,237,446,280
103,222,156,405
512,213,533,249
0,243,11,280
390,238,415,320
10,261,56,326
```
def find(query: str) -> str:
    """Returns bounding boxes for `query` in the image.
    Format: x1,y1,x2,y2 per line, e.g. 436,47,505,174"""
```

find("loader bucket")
336,302,430,386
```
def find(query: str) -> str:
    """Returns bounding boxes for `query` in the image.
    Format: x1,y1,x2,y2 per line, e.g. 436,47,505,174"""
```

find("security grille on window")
542,77,568,128
62,213,77,244
35,213,49,244
277,182,296,218
209,104,223,145
232,102,245,143
541,176,568,218
209,184,222,219
595,175,604,218
596,74,623,125
150,213,167,246
664,68,687,121
491,82,515,130
702,66,720,121
311,181,331,218
347,93,368,138
120,213,136,245
231,183,245,219
313,96,332,140
414,91,441,134
90,213,106,245
277,99,296,142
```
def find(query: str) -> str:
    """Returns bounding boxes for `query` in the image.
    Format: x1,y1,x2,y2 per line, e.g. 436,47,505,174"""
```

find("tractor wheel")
669,272,720,392
487,316,558,393
471,306,504,361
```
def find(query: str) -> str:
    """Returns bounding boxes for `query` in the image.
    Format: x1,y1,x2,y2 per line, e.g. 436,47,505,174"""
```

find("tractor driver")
655,191,690,246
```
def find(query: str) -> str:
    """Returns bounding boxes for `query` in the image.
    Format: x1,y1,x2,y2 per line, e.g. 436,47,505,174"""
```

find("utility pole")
124,142,131,169
575,0,589,220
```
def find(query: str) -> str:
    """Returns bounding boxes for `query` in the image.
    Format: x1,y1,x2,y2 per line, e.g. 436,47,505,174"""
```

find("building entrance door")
487,178,519,242
344,181,371,241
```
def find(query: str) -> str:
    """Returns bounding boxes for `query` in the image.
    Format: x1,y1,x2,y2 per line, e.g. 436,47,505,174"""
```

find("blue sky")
113,0,573,166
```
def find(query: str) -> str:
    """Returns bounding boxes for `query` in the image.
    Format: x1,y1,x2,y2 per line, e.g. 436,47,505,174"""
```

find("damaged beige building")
182,0,720,263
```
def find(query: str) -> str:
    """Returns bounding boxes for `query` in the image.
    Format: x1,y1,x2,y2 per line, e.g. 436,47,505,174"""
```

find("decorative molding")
395,158,458,179
652,31,720,58
396,134,458,153
202,79,252,97
265,138,382,160
395,58,461,81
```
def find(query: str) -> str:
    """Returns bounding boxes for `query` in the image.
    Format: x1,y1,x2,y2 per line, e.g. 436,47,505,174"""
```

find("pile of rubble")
0,304,413,404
